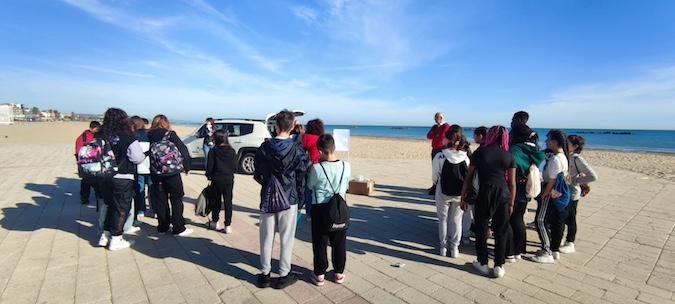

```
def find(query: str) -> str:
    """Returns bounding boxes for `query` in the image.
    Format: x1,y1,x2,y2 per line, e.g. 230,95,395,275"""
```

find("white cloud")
69,64,155,78
291,6,319,24
527,67,675,129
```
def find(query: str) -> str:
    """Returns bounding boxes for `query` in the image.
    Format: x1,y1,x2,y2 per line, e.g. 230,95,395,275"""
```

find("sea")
176,121,674,154
324,125,675,154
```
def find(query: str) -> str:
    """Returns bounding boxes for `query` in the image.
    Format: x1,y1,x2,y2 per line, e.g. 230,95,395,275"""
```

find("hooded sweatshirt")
206,145,238,182
147,128,191,175
432,148,470,201
510,142,546,203
254,136,309,207
301,133,320,164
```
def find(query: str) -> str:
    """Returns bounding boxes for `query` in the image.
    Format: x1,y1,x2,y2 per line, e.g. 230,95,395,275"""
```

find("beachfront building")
0,104,15,125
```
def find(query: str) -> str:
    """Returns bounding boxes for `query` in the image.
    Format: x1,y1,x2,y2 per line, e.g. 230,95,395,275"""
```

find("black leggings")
509,201,529,255
210,180,234,226
565,200,579,243
310,204,347,275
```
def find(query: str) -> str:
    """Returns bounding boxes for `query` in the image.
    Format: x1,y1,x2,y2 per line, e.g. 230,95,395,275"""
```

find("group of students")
429,111,598,278
76,109,193,251
77,108,350,290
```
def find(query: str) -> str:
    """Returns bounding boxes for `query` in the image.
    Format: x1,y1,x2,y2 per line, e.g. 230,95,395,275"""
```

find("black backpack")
318,162,349,232
440,159,468,196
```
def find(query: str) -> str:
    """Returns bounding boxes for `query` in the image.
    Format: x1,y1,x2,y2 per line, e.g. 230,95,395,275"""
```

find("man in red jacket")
75,121,101,204
426,112,449,193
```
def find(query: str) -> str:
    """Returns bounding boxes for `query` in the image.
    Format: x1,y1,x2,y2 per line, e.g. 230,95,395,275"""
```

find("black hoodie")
254,137,309,207
206,145,238,182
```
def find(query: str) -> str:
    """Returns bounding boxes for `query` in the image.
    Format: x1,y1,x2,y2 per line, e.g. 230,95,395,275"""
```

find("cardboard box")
348,180,375,196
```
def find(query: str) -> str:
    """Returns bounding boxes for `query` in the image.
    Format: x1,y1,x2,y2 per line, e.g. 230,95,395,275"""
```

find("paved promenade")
0,144,674,303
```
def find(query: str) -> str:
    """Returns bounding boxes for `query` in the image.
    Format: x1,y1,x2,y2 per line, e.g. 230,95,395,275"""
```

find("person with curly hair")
97,108,146,251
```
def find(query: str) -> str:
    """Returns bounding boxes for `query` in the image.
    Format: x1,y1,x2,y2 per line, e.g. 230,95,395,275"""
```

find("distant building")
0,104,14,125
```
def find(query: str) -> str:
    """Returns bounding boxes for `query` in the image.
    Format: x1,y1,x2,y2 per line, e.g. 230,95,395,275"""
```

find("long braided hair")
485,125,509,151
547,129,571,173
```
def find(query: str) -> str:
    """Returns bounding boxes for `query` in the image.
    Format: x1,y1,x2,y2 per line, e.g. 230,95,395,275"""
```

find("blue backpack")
551,172,571,211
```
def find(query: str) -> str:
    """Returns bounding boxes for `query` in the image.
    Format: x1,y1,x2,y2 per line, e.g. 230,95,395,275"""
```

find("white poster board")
333,129,350,152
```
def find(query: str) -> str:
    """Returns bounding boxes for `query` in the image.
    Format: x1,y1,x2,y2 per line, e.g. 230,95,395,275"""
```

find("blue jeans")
203,144,213,167
135,175,156,213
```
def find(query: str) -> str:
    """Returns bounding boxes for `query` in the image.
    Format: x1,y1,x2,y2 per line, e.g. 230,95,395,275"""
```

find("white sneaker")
515,254,522,260
472,260,490,276
440,248,447,257
552,251,560,260
531,251,555,264
560,242,575,253
224,226,232,234
450,248,459,258
505,255,517,263
335,273,345,284
494,266,505,278
108,236,134,251
124,226,141,234
174,228,193,237
98,231,111,247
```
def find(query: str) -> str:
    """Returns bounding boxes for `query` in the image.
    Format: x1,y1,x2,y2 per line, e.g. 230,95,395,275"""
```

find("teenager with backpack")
254,109,309,289
130,116,156,219
75,121,101,204
306,134,351,286
301,118,324,221
96,108,146,251
461,125,516,278
205,130,238,233
148,115,193,237
507,125,545,261
431,129,471,258
560,135,598,254
532,129,571,263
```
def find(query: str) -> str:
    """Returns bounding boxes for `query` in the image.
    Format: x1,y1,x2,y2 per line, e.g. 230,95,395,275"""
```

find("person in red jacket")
427,112,450,192
301,119,323,220
75,121,101,204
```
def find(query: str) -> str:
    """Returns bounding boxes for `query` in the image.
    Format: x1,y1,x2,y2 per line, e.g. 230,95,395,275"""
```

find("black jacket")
95,133,139,175
206,145,237,182
196,125,216,146
254,137,309,207
147,128,191,175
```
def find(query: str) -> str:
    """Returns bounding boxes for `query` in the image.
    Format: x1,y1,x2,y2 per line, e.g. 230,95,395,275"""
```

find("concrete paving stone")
636,291,675,304
360,287,407,304
283,280,323,303
37,279,76,303
344,259,378,277
1,280,42,304
253,287,298,304
323,286,356,303
613,276,673,300
111,285,150,304
428,288,473,304
394,286,441,304
206,274,242,294
180,284,222,304
146,283,186,304
493,276,541,297
7,265,47,285
647,271,675,293
302,295,334,304
376,277,408,294
523,274,576,298
340,273,376,295
532,289,579,304
460,272,510,296
463,288,512,304
171,270,210,290
394,272,442,295
601,291,643,304
427,273,474,296
77,266,110,287
499,289,547,304
75,280,112,304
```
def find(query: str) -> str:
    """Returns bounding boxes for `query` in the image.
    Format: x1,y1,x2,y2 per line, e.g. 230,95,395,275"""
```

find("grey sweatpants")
259,204,298,277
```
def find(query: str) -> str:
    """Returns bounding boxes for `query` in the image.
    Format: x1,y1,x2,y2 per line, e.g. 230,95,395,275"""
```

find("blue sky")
1,0,674,129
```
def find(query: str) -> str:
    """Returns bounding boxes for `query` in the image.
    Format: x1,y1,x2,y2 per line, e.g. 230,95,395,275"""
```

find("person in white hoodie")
432,129,471,258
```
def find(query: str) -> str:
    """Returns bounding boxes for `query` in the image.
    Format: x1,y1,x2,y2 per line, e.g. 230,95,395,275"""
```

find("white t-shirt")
544,152,568,182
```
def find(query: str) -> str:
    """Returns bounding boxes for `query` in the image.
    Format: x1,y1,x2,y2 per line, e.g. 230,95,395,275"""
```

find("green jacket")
510,143,545,203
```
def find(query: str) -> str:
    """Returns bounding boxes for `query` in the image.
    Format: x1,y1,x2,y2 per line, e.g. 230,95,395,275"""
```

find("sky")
1,0,674,130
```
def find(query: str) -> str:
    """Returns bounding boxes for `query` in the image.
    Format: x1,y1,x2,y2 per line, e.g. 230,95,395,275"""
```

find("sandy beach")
2,121,674,182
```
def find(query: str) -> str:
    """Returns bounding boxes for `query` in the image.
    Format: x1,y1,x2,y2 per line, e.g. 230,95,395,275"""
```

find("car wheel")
239,153,255,174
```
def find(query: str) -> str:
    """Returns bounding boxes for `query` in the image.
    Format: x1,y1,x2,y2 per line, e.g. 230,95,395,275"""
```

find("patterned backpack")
149,131,184,176
77,137,118,181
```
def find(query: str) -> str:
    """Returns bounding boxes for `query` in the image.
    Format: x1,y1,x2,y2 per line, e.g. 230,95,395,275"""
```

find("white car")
182,110,305,174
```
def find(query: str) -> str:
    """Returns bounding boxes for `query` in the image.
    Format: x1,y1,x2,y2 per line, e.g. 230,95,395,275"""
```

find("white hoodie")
432,149,471,201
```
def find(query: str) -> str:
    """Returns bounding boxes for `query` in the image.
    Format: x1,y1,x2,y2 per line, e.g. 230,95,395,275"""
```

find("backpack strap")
163,130,171,140
318,161,345,195
81,133,87,145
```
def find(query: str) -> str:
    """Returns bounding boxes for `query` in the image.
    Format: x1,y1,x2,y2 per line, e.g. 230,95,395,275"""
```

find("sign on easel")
333,129,350,152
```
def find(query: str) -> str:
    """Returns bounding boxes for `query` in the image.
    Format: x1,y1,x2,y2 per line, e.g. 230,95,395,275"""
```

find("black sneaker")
80,197,89,204
257,273,271,288
275,272,298,289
